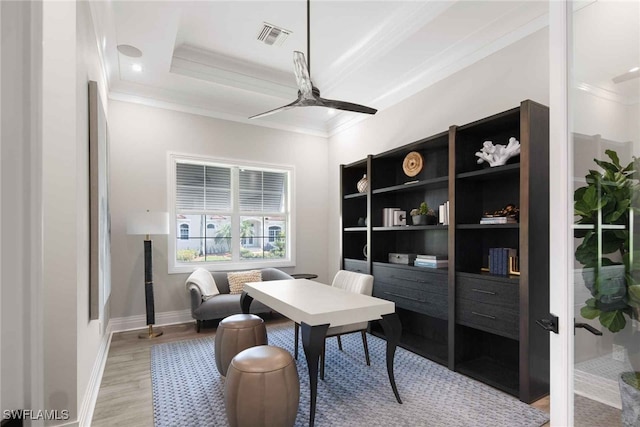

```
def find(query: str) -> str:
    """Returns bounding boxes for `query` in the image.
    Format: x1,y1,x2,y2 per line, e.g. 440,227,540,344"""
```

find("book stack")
383,208,400,226
438,201,450,225
488,248,517,275
480,216,517,224
414,254,448,269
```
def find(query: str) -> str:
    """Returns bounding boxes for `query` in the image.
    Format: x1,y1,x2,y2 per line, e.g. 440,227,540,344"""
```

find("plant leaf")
606,149,621,168
581,305,600,319
628,285,640,306
594,159,619,175
599,310,627,332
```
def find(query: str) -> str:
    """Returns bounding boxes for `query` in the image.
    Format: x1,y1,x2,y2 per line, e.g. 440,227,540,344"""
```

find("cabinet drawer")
456,275,518,310
456,299,519,340
344,259,368,274
373,263,448,296
373,281,447,320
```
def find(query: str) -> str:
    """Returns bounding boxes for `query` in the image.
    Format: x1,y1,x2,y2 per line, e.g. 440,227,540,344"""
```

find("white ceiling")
89,1,637,137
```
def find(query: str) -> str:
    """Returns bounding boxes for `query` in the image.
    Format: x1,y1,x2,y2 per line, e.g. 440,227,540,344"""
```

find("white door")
550,1,640,425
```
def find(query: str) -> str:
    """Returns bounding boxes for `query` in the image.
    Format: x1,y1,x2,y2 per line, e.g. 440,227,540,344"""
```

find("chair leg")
294,323,299,360
337,335,343,351
361,330,370,366
320,340,325,381
196,320,201,333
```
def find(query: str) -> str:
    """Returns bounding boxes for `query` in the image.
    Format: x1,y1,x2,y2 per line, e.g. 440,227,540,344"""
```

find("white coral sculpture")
475,137,521,167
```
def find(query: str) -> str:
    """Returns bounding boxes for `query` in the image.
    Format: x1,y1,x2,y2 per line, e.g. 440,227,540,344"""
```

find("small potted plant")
410,202,437,225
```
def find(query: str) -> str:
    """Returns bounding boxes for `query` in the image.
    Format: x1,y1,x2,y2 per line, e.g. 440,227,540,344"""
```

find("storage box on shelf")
339,100,549,403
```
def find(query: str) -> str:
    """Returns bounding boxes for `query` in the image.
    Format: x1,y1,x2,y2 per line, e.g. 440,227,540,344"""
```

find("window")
169,154,294,272
179,224,189,240
268,226,282,242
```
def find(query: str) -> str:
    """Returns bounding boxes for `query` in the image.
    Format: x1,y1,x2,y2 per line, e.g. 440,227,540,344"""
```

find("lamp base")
138,325,163,339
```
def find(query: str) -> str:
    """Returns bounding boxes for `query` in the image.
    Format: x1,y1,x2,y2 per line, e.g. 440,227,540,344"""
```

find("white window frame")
168,152,296,273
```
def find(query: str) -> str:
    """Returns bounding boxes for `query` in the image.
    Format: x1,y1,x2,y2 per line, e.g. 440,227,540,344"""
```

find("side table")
291,273,318,280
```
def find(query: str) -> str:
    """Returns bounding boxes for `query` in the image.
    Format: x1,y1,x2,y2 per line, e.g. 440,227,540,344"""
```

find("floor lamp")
127,210,169,339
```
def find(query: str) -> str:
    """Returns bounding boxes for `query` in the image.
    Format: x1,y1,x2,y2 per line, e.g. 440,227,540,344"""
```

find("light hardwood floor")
91,319,551,426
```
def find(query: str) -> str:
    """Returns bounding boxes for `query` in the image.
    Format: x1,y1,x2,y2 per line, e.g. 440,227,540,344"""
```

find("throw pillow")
227,270,262,295
185,268,220,300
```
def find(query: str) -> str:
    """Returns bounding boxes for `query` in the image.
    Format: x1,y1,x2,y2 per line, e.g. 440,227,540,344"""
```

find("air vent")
257,22,291,46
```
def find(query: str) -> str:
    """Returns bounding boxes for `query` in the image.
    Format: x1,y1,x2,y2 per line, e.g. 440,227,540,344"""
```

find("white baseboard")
109,309,193,333
78,321,113,427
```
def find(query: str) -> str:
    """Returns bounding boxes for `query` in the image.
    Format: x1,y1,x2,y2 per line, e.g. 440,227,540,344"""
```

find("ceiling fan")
249,0,377,119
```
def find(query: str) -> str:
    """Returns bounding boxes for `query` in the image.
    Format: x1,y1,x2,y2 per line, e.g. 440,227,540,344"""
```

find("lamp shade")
127,211,170,235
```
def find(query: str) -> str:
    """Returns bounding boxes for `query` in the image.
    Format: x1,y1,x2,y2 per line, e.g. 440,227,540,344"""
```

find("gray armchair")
187,267,293,332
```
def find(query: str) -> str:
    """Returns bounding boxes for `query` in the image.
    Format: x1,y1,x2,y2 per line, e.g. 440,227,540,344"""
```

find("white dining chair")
294,270,374,379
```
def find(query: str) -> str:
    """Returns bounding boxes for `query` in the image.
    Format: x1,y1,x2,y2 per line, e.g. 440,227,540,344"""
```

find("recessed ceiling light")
629,66,639,73
132,64,143,73
117,44,143,58
327,109,336,116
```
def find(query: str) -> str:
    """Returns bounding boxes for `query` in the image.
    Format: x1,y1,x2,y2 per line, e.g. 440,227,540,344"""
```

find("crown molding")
574,81,639,106
319,1,454,94
109,90,330,138
171,44,297,100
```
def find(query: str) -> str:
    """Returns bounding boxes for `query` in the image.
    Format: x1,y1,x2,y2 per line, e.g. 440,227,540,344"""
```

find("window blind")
176,163,231,211
239,170,286,212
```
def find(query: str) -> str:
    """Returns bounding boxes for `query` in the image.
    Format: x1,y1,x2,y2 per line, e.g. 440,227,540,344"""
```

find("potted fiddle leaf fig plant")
410,202,437,225
574,149,640,425
574,150,640,333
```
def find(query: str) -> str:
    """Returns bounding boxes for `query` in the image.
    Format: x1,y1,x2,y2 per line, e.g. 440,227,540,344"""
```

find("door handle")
536,313,559,334
575,322,603,336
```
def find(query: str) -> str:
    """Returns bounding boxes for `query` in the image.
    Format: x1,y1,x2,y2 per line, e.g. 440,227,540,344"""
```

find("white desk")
241,279,402,427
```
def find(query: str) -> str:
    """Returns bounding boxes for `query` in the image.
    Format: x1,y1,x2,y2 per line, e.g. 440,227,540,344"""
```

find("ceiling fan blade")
293,51,314,98
249,98,302,120
320,97,377,115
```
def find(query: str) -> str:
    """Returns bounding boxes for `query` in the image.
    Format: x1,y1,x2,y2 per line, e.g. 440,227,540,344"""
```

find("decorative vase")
356,174,368,193
411,215,427,225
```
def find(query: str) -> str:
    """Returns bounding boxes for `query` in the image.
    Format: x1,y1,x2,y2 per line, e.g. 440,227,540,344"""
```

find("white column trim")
29,2,45,424
0,2,4,415
549,1,572,425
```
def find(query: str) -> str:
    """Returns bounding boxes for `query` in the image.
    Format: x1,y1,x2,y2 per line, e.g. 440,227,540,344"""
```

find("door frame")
549,1,573,425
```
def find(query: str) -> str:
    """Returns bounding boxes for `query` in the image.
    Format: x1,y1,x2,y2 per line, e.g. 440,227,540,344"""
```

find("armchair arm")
188,285,203,313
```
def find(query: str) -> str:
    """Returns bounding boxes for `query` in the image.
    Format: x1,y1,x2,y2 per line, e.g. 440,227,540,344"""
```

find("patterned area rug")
151,322,549,427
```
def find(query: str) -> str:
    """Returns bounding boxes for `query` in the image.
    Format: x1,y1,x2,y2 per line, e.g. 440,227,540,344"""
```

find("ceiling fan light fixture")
249,0,376,120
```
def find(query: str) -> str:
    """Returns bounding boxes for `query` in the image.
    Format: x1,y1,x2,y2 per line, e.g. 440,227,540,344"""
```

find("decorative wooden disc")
402,151,423,177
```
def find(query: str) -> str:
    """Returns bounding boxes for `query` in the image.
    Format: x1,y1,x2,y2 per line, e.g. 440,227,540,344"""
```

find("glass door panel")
571,1,639,425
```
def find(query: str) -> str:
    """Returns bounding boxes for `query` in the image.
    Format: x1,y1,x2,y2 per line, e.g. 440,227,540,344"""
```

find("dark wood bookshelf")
340,100,549,404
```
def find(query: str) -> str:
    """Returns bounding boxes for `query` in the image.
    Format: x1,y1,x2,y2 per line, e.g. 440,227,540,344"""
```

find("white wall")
75,1,110,423
327,28,551,277
108,100,329,320
42,0,79,420
1,0,29,414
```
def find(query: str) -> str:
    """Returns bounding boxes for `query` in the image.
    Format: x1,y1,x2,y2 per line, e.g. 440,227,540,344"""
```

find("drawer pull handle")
383,291,427,303
390,275,427,284
472,311,496,320
471,288,496,295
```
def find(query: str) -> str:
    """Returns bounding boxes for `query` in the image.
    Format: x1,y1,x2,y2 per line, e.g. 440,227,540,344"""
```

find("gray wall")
108,100,329,319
